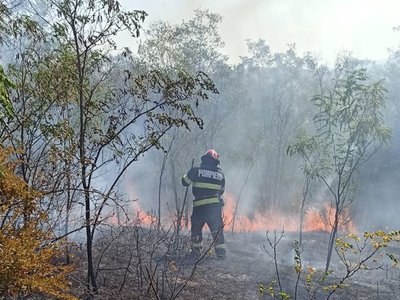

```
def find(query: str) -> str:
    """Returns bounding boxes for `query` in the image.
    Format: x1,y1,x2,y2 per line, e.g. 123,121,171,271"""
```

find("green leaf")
0,65,15,120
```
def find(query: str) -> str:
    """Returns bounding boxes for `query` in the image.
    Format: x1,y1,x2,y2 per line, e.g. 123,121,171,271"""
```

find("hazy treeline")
131,10,400,232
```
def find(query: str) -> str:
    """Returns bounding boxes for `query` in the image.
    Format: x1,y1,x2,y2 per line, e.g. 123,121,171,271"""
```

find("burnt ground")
176,231,400,300
72,228,400,299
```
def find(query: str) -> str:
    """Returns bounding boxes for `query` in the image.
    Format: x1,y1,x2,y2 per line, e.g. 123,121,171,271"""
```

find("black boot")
215,248,226,259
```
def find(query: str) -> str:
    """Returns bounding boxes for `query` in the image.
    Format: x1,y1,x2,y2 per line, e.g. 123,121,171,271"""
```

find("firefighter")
181,149,226,259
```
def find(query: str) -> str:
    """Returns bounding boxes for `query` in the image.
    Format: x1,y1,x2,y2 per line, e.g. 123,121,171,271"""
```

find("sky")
122,0,400,66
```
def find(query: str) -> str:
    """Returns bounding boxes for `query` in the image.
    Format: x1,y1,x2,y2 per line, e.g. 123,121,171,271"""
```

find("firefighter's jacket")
182,162,225,207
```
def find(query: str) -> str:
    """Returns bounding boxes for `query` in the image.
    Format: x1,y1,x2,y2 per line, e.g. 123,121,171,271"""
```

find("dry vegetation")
68,227,400,299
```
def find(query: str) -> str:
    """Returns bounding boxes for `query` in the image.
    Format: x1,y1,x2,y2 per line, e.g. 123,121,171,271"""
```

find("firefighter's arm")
181,168,194,186
181,174,191,186
219,175,225,206
219,174,225,195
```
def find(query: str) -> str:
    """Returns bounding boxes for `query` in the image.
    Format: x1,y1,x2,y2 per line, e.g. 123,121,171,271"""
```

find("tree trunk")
299,177,311,245
83,175,98,295
232,161,254,233
157,156,167,230
325,208,339,272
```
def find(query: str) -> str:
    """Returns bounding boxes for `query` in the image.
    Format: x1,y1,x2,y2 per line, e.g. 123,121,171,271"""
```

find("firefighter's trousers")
190,203,226,257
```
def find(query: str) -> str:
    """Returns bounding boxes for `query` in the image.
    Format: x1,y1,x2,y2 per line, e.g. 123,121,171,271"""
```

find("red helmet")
204,149,220,162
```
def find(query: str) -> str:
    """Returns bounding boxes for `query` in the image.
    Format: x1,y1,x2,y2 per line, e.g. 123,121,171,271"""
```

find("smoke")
121,0,400,66
112,0,400,234
354,120,400,232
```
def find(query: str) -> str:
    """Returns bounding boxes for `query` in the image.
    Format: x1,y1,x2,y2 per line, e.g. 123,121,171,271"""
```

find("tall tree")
234,41,317,212
1,0,217,296
288,57,391,271
136,9,227,226
43,0,216,295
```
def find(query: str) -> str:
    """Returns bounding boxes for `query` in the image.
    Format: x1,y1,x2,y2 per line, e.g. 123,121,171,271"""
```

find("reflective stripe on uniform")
192,242,203,249
192,182,221,190
215,244,226,249
192,197,220,207
182,175,192,185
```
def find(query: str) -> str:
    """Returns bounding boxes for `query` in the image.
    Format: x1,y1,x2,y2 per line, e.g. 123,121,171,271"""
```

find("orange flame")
133,208,158,226
303,202,357,233
127,192,357,234
106,180,158,227
222,192,357,233
117,182,357,234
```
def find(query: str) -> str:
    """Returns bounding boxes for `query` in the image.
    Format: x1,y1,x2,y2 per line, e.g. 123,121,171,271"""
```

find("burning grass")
222,193,357,234
126,192,358,235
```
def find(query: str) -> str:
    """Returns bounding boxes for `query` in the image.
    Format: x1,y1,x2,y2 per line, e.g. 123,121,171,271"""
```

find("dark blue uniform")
182,155,226,258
